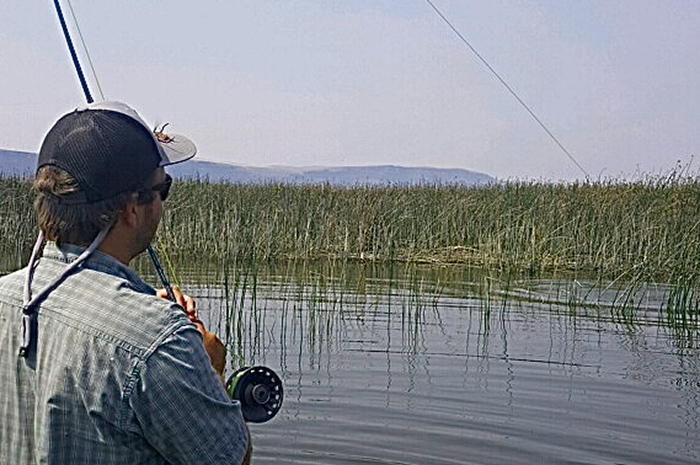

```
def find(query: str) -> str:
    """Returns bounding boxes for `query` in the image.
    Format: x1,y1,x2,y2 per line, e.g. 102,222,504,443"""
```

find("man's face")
134,167,166,254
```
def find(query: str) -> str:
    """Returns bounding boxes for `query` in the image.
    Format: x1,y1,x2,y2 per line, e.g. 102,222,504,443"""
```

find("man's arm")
156,287,227,385
129,324,250,465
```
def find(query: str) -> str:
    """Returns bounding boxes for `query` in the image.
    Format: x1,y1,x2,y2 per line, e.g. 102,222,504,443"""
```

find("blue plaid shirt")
0,242,248,464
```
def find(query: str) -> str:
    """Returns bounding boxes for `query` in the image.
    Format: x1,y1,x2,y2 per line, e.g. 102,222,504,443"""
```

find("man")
0,101,251,464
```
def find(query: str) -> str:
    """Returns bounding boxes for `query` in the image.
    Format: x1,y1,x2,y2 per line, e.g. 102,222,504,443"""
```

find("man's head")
34,101,195,248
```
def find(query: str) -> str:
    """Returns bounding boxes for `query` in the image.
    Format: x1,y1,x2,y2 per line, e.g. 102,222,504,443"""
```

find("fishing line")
65,0,105,101
422,0,591,180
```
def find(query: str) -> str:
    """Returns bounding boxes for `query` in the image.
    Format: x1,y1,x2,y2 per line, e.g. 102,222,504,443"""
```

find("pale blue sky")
2,1,699,181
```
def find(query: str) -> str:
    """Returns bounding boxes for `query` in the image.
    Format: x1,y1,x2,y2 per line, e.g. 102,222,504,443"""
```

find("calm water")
183,264,700,465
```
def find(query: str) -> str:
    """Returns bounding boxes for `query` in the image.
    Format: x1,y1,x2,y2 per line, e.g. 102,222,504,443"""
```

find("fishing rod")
52,0,176,299
51,0,282,423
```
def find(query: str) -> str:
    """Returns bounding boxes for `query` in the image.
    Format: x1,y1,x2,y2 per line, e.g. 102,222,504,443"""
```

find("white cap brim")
79,100,196,166
155,132,197,166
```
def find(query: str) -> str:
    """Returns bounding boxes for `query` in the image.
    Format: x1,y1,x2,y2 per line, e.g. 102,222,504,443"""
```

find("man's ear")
117,194,141,229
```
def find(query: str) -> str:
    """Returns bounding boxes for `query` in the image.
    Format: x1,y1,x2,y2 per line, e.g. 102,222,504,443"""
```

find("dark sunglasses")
148,174,173,202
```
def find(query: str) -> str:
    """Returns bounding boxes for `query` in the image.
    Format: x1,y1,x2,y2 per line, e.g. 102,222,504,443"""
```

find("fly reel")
226,366,283,423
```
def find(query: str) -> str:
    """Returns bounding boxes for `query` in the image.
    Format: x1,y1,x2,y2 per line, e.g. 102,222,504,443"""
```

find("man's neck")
98,230,134,266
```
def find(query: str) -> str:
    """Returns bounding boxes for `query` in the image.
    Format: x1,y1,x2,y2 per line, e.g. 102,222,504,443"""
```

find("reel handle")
226,366,283,423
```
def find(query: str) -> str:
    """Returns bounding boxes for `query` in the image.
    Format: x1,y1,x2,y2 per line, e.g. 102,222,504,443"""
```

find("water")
183,264,700,464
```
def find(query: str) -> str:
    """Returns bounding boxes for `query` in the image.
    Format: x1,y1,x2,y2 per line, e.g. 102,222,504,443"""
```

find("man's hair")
34,165,157,247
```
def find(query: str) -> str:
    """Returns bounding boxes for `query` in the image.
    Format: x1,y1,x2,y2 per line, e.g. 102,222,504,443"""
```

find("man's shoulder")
1,260,191,355
0,268,28,305
0,267,27,284
38,264,190,354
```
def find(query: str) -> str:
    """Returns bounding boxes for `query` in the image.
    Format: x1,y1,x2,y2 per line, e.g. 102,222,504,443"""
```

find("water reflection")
173,262,700,464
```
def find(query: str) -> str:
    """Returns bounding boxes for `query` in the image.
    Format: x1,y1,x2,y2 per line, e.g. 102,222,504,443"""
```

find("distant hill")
1,149,495,186
0,149,36,177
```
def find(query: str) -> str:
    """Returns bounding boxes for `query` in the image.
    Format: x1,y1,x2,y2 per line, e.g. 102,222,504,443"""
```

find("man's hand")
156,286,226,385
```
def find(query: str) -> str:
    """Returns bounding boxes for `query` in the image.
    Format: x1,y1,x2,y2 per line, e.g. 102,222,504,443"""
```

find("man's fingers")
172,286,197,314
156,287,197,316
155,287,180,303
171,286,185,306
183,293,196,313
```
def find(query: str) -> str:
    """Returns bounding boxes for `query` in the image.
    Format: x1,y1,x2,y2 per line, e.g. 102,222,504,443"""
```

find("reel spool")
226,366,283,423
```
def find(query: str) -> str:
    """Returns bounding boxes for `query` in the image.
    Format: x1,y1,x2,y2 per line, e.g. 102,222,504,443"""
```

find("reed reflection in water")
181,263,698,464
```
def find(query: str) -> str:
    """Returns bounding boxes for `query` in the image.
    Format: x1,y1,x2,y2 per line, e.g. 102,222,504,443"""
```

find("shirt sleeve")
128,324,249,465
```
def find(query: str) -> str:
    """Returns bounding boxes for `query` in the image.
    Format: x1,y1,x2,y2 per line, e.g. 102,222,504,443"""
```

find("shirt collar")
42,242,156,295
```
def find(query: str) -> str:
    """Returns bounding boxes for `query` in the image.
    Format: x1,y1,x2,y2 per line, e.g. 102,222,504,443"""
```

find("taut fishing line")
50,0,282,423
423,0,591,180
65,0,104,101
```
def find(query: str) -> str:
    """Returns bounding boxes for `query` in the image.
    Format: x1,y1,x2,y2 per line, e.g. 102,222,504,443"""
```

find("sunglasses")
147,174,173,202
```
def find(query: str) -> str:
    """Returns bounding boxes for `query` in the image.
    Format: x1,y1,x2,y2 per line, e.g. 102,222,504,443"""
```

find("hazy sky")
2,1,699,181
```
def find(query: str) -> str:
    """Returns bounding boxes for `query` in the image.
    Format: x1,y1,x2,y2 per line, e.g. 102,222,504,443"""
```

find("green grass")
156,177,700,282
2,175,699,285
0,176,36,271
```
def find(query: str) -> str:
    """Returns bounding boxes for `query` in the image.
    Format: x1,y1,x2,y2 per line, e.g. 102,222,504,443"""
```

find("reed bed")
1,175,699,286
0,176,37,271
155,177,698,281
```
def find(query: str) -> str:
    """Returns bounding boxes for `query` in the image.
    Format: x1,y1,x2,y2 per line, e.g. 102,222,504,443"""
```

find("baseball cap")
37,100,196,204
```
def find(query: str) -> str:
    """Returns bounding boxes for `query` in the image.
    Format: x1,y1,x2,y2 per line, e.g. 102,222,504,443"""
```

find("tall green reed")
2,174,699,286
0,176,36,271
151,176,700,284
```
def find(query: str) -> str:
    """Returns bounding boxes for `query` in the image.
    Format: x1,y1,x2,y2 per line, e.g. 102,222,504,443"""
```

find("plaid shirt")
0,242,248,464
